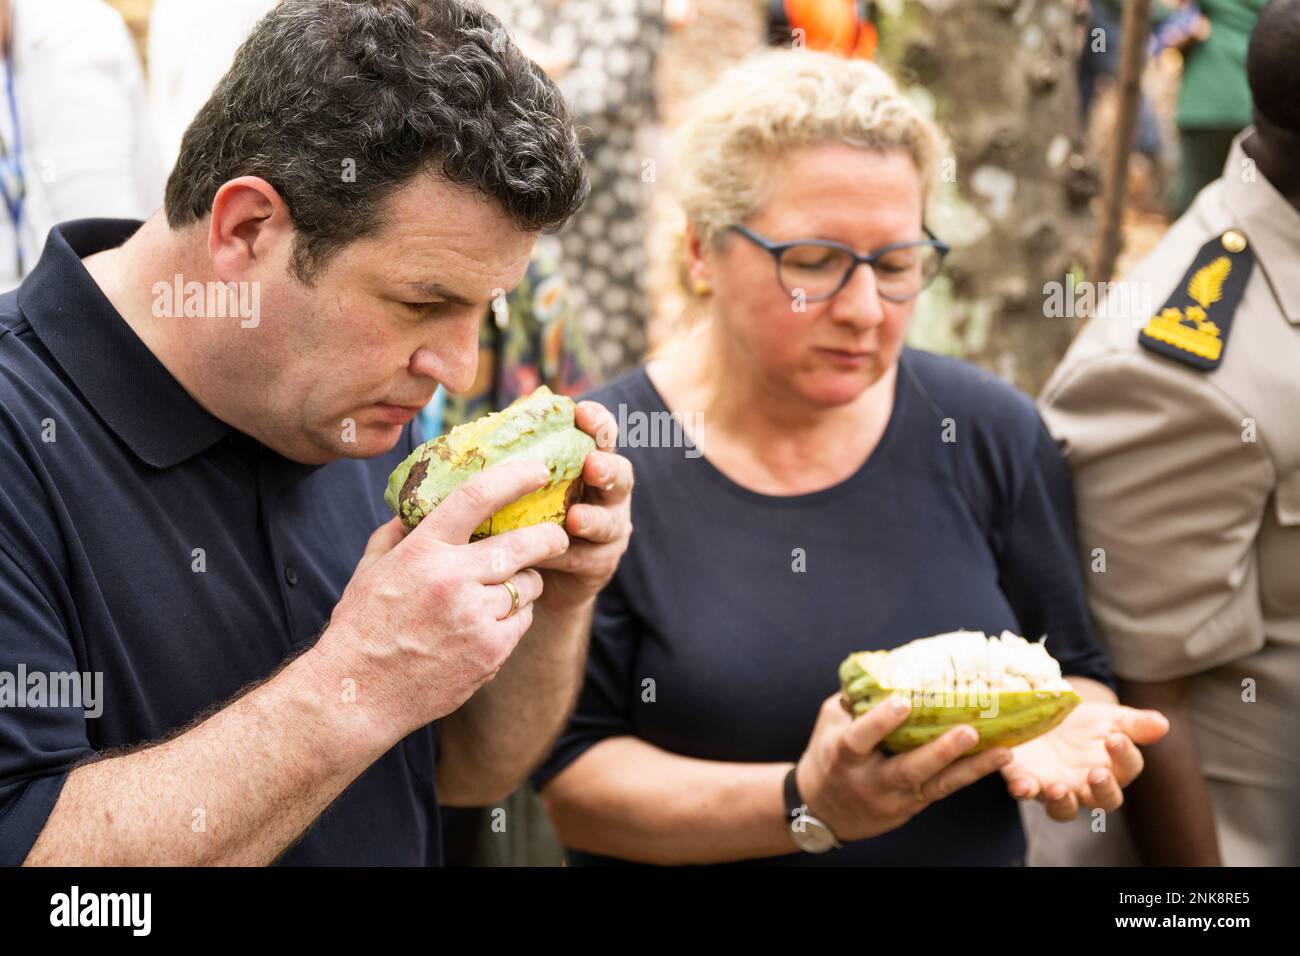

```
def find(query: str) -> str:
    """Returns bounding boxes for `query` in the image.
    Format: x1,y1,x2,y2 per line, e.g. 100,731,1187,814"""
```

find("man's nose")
408,312,482,395
829,262,887,328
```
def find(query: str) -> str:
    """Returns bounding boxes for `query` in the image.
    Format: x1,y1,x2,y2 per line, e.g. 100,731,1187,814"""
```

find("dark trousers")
1172,126,1242,217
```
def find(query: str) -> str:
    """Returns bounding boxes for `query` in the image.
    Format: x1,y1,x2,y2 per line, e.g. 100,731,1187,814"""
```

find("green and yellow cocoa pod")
838,630,1081,753
384,385,596,539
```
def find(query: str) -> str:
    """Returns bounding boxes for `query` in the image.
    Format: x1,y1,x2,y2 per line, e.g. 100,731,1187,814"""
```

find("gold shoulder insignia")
1139,229,1254,371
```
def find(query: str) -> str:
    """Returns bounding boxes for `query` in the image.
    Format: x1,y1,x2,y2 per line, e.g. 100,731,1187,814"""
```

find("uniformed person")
1031,0,1300,866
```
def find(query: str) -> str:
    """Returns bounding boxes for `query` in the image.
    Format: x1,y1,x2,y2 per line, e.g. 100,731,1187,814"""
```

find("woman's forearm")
538,736,800,865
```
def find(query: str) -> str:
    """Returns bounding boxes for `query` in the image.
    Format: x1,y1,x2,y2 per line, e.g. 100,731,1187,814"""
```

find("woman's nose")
829,262,887,327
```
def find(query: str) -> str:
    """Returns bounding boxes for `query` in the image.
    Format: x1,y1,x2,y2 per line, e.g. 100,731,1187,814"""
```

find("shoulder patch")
1138,229,1255,371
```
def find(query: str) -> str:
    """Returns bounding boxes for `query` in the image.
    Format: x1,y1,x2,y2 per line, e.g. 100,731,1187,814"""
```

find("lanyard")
0,51,25,279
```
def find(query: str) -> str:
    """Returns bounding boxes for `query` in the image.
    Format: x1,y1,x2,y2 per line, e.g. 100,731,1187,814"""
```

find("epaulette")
1138,229,1255,371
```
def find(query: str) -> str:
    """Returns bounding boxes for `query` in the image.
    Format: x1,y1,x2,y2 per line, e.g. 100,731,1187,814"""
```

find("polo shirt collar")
17,219,235,469
1222,129,1300,325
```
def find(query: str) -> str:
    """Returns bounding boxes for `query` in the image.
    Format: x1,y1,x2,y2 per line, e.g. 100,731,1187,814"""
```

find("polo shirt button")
284,564,298,586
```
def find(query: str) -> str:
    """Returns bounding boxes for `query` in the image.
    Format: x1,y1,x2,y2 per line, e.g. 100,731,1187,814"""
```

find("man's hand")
532,400,634,610
433,402,633,803
315,458,571,742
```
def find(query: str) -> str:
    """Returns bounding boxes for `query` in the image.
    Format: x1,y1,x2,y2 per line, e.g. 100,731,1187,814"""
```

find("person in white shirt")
0,0,164,291
146,0,276,170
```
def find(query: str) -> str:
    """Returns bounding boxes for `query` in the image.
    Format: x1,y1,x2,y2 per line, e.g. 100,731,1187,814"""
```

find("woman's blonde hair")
674,48,945,253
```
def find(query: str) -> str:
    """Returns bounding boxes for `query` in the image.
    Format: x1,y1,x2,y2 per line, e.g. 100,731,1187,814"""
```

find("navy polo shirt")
0,220,439,866
533,357,1114,866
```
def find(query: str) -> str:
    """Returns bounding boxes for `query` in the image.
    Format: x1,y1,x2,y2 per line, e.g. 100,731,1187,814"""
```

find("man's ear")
208,177,294,280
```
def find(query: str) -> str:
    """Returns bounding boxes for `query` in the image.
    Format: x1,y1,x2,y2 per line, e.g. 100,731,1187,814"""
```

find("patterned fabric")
489,0,665,380
438,236,598,432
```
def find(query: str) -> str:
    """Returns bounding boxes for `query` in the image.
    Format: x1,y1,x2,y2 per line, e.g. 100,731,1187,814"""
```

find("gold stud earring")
693,280,712,296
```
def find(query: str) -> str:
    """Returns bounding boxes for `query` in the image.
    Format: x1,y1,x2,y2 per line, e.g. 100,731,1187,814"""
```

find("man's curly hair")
164,0,589,282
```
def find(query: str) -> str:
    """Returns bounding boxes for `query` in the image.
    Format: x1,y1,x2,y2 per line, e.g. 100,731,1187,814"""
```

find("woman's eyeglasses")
729,224,949,304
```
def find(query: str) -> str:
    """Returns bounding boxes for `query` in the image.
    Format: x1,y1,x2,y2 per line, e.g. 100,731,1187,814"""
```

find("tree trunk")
878,0,1098,397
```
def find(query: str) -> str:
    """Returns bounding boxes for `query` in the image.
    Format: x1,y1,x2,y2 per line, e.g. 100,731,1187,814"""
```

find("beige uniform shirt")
1029,131,1300,866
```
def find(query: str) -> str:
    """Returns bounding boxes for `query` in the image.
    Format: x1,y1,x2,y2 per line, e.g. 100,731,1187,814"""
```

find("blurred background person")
1078,2,1163,167
1039,0,1300,866
0,0,163,291
1164,0,1266,215
147,0,275,169
765,0,878,59
487,0,669,380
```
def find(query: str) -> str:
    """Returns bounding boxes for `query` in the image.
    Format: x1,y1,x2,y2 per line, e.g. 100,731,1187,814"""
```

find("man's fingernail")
891,698,910,714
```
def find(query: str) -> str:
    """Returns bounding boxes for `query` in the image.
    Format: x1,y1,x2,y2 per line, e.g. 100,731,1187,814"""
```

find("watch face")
789,812,838,853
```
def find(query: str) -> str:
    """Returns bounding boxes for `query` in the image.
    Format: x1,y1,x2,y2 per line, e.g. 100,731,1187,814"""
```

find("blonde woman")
531,50,1169,866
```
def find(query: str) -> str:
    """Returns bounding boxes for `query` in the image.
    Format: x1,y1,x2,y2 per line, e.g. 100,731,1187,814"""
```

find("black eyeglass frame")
728,223,951,303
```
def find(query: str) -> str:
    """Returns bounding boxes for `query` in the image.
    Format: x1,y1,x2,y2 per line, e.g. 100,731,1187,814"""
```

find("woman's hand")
795,694,1014,843
999,702,1170,821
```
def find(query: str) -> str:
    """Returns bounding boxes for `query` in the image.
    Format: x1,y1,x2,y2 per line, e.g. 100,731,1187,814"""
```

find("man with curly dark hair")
0,0,632,866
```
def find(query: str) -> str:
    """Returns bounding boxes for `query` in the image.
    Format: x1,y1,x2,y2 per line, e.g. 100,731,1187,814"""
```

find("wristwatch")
784,765,841,853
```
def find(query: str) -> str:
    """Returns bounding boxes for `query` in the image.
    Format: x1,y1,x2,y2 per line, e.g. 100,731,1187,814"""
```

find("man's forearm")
1117,677,1222,866
436,589,593,805
25,648,388,866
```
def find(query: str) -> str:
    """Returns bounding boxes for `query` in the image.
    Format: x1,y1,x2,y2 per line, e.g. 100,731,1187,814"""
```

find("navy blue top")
0,220,439,866
532,353,1114,866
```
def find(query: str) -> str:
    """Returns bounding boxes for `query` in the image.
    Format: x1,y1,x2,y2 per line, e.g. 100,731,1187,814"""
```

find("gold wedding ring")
500,579,521,619
913,785,926,803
